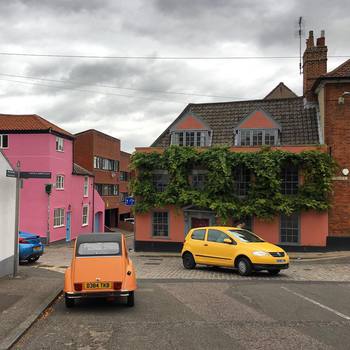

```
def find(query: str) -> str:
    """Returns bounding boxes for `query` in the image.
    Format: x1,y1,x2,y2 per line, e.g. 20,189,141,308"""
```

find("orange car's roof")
76,233,122,244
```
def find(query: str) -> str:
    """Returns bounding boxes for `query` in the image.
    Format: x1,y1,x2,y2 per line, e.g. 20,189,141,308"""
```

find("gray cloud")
0,0,349,152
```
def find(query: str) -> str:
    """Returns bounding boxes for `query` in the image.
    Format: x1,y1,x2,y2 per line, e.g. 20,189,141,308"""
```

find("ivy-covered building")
132,30,350,251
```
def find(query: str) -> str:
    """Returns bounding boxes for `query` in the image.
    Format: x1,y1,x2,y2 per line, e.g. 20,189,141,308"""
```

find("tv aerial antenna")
297,16,305,74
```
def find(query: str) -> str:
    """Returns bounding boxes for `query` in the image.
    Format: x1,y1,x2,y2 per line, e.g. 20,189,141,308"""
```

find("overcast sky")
0,0,349,152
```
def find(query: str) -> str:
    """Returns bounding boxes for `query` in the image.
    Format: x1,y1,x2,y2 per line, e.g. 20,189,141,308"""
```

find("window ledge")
53,225,65,228
82,223,89,227
56,188,64,191
151,235,171,240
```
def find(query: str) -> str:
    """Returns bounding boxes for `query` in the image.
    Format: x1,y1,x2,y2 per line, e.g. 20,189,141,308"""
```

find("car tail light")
113,282,122,290
74,283,83,291
19,238,30,244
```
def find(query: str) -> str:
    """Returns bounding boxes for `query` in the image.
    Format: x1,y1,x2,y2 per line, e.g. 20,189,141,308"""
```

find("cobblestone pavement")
132,255,350,281
35,242,350,281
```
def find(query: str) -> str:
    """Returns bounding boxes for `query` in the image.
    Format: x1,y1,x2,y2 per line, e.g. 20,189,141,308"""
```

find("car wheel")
237,257,252,276
268,269,280,276
65,294,75,308
182,252,196,270
127,291,135,307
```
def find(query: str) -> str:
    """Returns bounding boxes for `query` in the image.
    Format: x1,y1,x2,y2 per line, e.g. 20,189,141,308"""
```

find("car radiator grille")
269,252,285,257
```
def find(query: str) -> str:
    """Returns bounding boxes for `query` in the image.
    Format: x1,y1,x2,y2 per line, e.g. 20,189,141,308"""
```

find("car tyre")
268,269,280,276
237,257,252,276
65,294,75,308
182,252,196,270
29,256,40,263
127,291,135,307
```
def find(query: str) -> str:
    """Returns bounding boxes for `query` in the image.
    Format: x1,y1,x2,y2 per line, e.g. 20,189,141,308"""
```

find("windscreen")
228,229,264,243
77,242,121,256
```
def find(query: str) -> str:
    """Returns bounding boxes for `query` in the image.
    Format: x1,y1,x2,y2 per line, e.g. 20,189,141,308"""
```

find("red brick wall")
303,31,327,101
324,82,350,236
73,131,93,171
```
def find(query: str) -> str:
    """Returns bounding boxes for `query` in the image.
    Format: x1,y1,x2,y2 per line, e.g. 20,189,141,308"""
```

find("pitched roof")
264,82,298,100
323,59,350,78
152,97,319,147
0,114,73,138
75,129,120,142
73,163,93,176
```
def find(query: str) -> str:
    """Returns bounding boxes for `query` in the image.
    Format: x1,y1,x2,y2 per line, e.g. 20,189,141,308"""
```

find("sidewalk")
0,266,62,350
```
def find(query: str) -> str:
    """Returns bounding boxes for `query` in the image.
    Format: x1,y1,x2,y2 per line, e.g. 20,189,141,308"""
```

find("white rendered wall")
0,152,16,277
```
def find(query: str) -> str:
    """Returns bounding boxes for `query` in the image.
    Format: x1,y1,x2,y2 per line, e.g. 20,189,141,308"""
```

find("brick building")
74,129,132,229
133,30,350,251
303,31,350,245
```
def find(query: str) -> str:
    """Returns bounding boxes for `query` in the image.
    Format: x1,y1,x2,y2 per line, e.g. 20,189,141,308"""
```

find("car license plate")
276,259,286,263
33,247,41,251
84,282,112,289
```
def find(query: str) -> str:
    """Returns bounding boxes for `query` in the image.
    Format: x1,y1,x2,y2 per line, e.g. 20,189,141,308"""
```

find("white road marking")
281,286,350,321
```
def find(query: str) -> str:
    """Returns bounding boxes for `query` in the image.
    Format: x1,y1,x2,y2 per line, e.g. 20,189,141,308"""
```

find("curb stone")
0,287,62,350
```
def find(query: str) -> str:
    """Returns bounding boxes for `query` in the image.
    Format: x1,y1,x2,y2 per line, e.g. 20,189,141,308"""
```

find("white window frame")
53,208,65,228
82,205,89,226
0,134,9,149
83,176,89,197
170,130,212,147
235,129,280,146
55,175,64,190
56,137,64,152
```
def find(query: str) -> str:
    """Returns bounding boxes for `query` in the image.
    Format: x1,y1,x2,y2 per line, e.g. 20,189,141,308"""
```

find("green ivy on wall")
130,146,336,221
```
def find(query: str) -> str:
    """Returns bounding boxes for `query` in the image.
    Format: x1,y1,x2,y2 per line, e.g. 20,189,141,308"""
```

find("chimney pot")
316,30,326,47
306,30,314,48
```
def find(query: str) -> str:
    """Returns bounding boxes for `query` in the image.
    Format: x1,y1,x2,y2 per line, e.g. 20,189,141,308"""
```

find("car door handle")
204,244,208,246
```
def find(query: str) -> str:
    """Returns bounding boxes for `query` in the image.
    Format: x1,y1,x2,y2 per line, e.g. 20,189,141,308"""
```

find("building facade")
0,150,16,277
133,30,350,251
0,114,105,243
74,130,132,230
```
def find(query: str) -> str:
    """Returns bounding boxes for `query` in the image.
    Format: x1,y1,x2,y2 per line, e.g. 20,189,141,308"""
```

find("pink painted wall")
239,110,277,129
3,133,105,242
135,207,329,247
176,115,206,130
135,205,185,243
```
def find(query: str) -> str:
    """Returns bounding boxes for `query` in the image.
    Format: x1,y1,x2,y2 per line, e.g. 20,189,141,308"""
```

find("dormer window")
169,112,212,147
237,129,279,146
234,109,281,146
171,131,211,147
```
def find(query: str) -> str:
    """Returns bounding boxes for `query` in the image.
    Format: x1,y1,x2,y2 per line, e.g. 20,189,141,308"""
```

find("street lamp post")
13,160,21,277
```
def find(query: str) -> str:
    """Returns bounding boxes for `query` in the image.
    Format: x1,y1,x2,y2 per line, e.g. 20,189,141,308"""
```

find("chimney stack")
303,30,327,102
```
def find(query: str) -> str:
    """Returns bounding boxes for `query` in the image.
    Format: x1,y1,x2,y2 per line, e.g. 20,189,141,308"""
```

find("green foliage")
130,146,336,220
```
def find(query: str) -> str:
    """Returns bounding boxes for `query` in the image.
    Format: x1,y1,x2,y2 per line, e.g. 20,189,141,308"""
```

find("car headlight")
252,250,270,256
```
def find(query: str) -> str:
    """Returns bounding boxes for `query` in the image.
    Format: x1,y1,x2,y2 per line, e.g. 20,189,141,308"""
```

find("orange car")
64,233,136,308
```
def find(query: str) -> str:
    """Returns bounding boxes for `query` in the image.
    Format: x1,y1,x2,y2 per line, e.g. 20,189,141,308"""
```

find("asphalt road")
14,279,350,350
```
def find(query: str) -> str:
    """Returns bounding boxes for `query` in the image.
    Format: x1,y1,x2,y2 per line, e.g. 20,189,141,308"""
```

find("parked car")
181,226,289,276
64,233,136,308
124,218,135,225
19,231,44,263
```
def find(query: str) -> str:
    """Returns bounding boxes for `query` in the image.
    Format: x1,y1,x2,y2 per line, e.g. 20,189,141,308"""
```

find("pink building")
0,114,105,243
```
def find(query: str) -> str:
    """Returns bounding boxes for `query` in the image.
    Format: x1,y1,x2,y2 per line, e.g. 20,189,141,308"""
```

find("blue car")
19,231,44,262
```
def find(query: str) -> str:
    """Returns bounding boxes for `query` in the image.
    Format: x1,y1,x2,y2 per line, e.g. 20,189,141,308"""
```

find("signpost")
125,197,135,206
6,166,51,277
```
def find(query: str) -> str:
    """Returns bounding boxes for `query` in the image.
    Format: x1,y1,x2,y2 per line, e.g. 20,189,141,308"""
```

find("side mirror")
223,238,233,244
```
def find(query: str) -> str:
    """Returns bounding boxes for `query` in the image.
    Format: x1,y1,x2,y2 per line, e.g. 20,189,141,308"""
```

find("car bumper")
65,290,133,299
253,263,289,271
19,246,44,260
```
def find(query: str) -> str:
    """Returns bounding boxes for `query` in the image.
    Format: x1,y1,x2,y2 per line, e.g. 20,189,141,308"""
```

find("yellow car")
181,226,289,276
